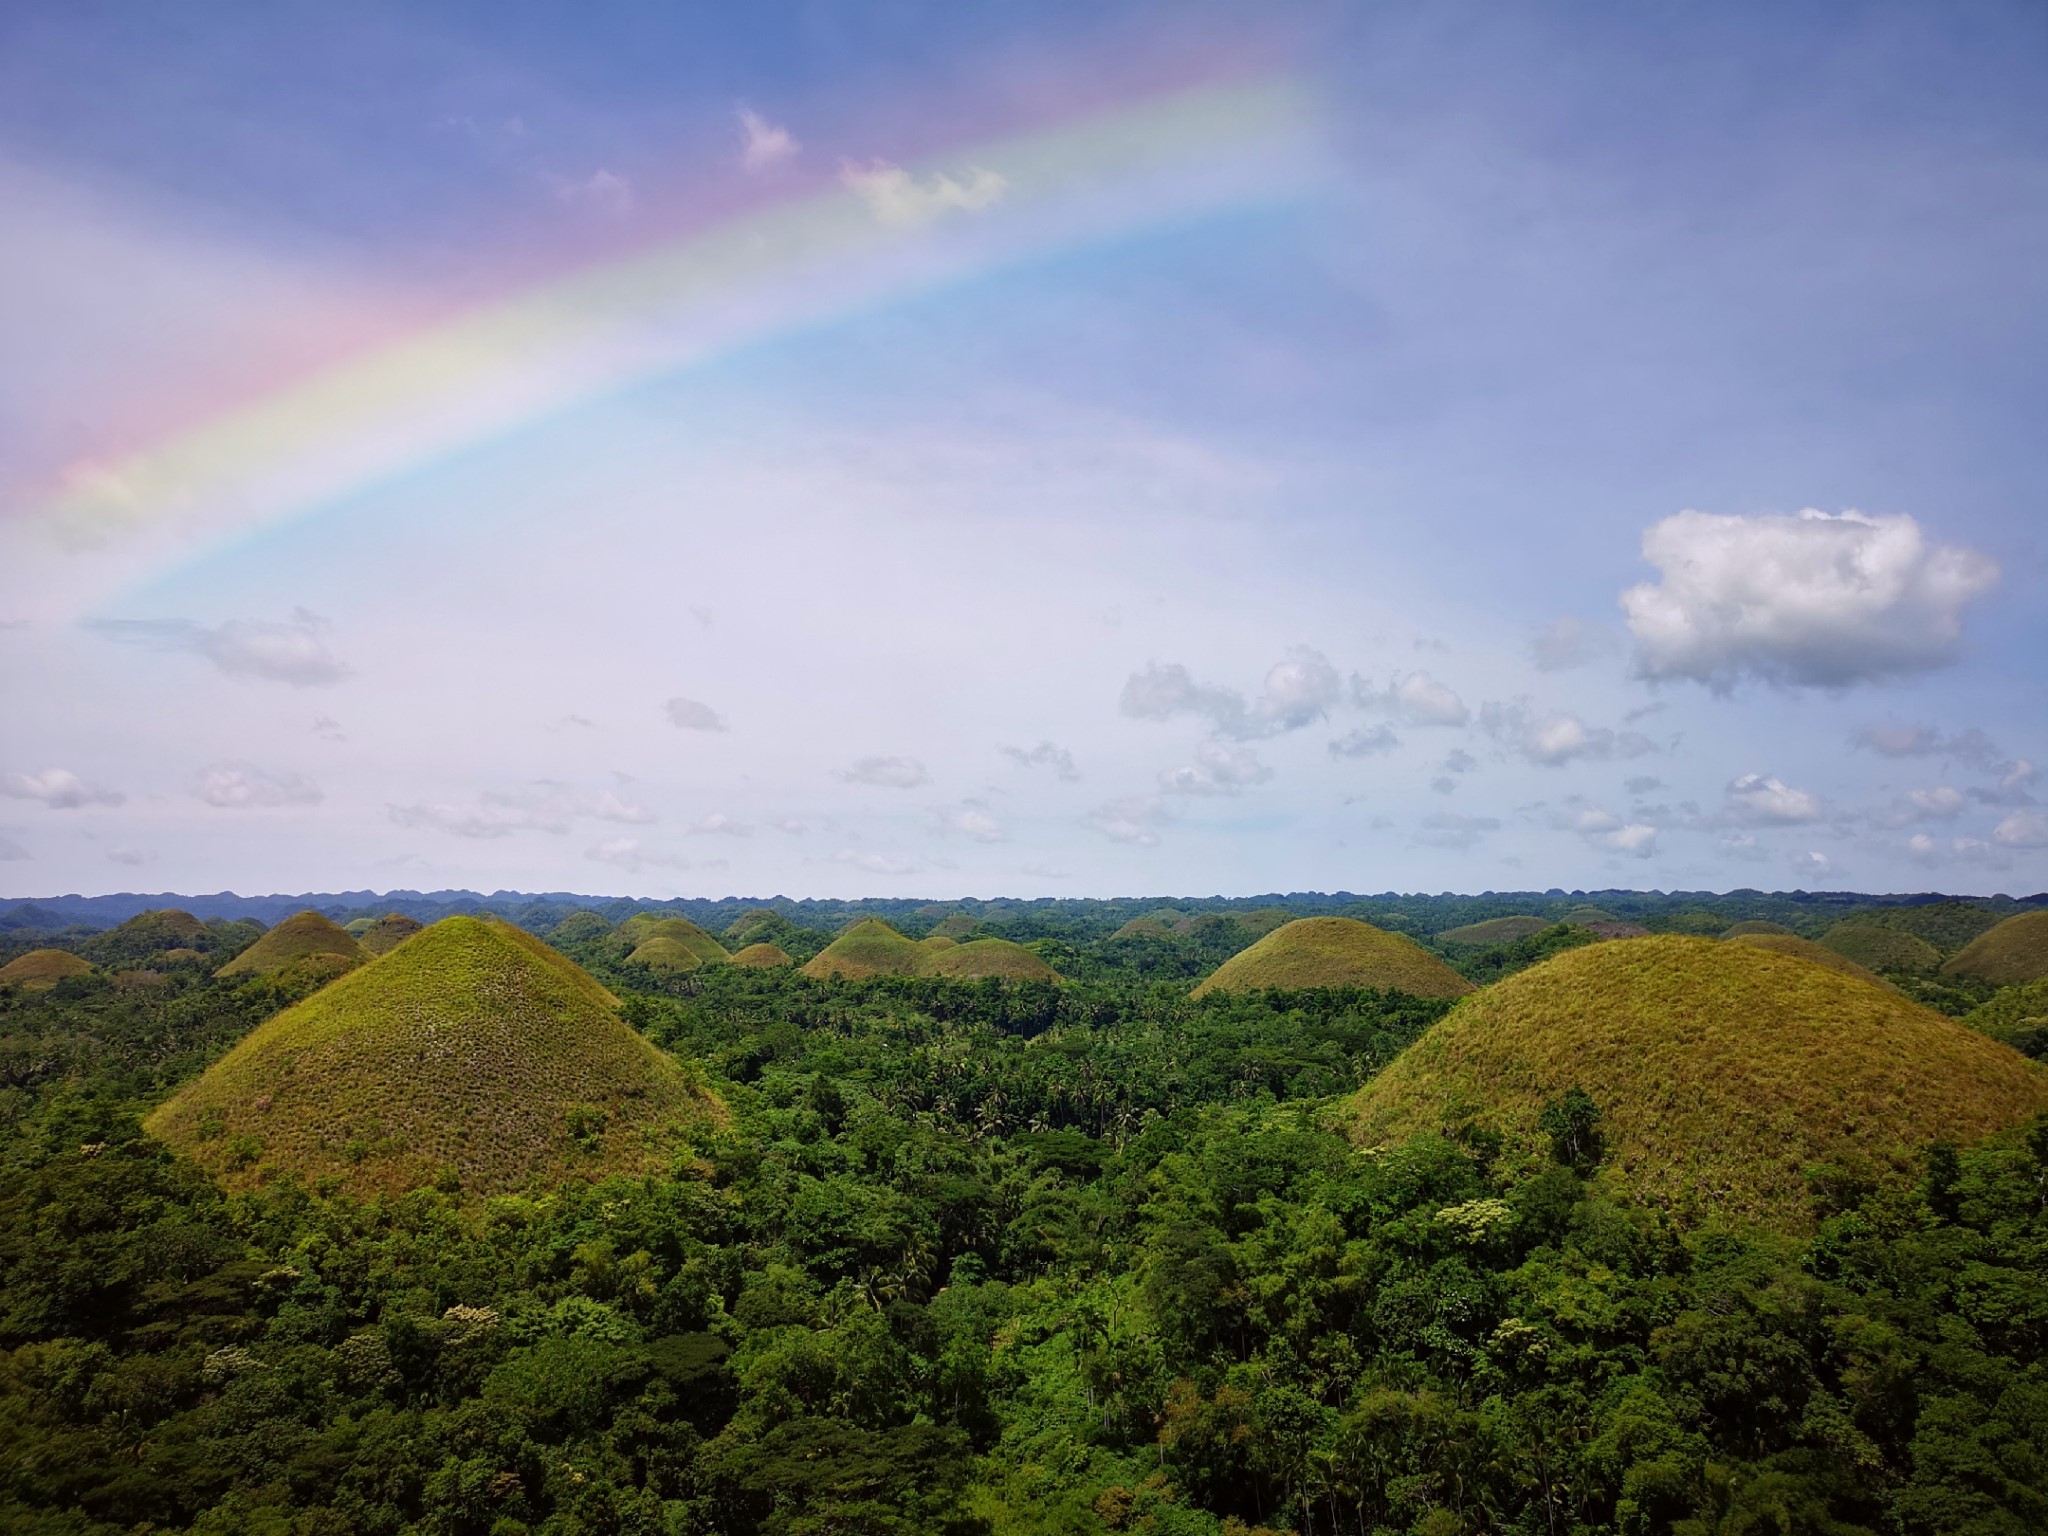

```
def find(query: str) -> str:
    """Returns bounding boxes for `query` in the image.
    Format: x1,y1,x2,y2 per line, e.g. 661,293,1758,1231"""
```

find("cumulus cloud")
1480,702,1655,766
585,837,689,872
841,159,1006,224
1329,724,1400,758
1790,850,1836,881
1623,509,1998,689
1088,796,1169,846
1353,670,1470,727
553,169,635,215
197,763,322,809
938,801,1005,843
1725,773,1825,825
1909,832,2012,869
665,697,728,732
1602,823,1659,858
3,768,123,809
839,755,930,789
1979,760,2039,807
737,107,799,171
1871,785,1968,829
686,813,750,837
1994,810,2048,849
999,741,1080,781
1850,723,2002,769
1159,740,1273,796
1121,648,1339,740
1415,811,1500,850
91,609,350,686
1529,616,1618,672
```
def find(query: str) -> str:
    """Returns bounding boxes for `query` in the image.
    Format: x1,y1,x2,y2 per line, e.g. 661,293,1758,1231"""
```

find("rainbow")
6,75,1314,624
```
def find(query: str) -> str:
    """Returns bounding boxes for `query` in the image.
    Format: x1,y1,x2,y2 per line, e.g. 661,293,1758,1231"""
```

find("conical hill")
1821,923,1941,974
1344,936,2048,1230
216,911,369,978
624,916,729,967
802,919,925,980
923,938,1060,982
730,942,794,969
1191,917,1473,1000
1722,920,1797,938
0,949,92,989
1942,911,2048,986
358,913,423,955
1438,916,1551,947
147,917,724,1197
1724,930,1887,987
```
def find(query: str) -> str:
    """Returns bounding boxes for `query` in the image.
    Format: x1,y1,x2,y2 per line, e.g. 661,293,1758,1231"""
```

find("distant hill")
1724,930,1887,987
927,914,980,940
146,916,724,1198
1820,923,1942,973
1851,900,2007,955
621,916,729,966
923,939,1060,983
1344,935,2048,1230
357,913,423,955
216,911,369,979
0,949,92,989
730,942,794,969
1942,911,2048,986
1192,918,1473,1000
802,919,927,980
1438,916,1551,947
629,937,710,974
1722,920,1797,938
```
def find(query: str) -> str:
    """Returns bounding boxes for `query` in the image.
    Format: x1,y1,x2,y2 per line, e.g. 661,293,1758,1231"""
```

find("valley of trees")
3,890,2047,1535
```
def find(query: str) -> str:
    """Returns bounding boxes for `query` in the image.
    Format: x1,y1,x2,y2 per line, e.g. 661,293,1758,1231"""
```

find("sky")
1,0,2045,900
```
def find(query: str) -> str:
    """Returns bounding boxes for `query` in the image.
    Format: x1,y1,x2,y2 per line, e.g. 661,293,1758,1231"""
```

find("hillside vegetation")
1725,930,1887,986
1438,915,1551,947
1942,910,2048,985
1192,917,1474,1000
729,942,794,969
1822,922,1943,973
922,938,1060,983
802,919,932,980
1722,919,1797,938
146,916,724,1197
0,949,92,989
1345,935,2048,1229
1965,979,2048,1058
357,912,423,955
214,911,369,978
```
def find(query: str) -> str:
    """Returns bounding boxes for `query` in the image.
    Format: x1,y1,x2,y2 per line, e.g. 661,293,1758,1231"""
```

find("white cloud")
686,812,750,837
590,790,656,825
91,608,349,686
1719,831,1770,863
1329,725,1400,758
938,802,1005,843
1088,796,1169,846
1978,759,2039,807
1160,740,1273,796
1872,785,1968,829
840,159,1006,225
1851,723,2002,769
665,697,728,732
1529,615,1617,672
1354,670,1470,727
585,837,689,872
832,848,922,876
839,755,930,789
1623,509,1998,689
1790,850,1836,880
388,782,652,839
553,169,635,215
1993,810,2048,849
197,763,322,809
1481,702,1655,766
1415,811,1499,849
3,768,124,809
1602,824,1659,859
1121,649,1336,740
1000,741,1080,781
738,107,799,171
1725,773,1825,825
1254,647,1342,730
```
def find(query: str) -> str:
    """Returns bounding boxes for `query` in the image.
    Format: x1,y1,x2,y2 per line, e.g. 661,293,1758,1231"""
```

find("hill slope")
357,913,423,955
923,939,1060,983
215,911,370,978
1344,935,2048,1229
1725,931,1887,987
0,949,92,989
1192,918,1474,1000
802,919,926,980
624,917,730,967
1438,916,1552,947
1942,911,2048,986
730,942,794,969
1821,923,1942,973
147,917,723,1197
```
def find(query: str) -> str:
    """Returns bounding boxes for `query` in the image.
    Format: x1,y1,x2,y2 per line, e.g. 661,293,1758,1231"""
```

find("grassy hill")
1438,916,1552,947
928,914,980,940
625,917,730,967
0,949,92,989
1559,906,1617,925
1343,935,2048,1230
923,939,1060,983
1722,920,1797,938
730,942,794,969
1725,930,1887,987
1942,911,2048,986
629,936,709,974
1821,923,1943,974
1192,918,1474,1000
146,916,724,1198
919,935,958,952
802,919,926,980
215,911,370,978
1964,980,2048,1059
357,913,423,955
549,911,616,947
1109,917,1175,942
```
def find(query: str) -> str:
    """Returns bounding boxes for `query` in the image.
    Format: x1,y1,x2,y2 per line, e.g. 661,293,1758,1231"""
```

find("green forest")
3,891,2047,1536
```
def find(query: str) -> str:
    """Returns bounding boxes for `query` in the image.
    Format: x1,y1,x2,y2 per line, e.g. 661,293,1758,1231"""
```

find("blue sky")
1,1,2044,897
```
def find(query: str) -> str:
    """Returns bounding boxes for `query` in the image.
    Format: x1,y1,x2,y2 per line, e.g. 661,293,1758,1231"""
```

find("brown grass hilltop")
358,913,423,955
802,919,926,980
1192,917,1474,1000
1821,923,1942,974
1438,916,1552,947
923,938,1060,983
1724,930,1888,987
1942,911,2048,986
146,916,723,1199
730,942,794,969
622,916,730,966
215,911,369,979
1722,920,1797,938
1344,935,2048,1231
0,949,92,989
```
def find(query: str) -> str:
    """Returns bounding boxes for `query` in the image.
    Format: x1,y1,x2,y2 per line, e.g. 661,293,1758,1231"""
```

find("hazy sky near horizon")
2,0,2045,900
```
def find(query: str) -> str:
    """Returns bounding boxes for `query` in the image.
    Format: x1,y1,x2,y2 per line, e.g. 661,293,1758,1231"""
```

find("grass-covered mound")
922,939,1061,983
0,949,92,989
928,914,980,940
1853,900,2006,954
919,935,958,952
1722,920,1797,938
146,916,723,1198
802,919,925,980
730,942,794,969
215,911,369,979
1964,980,2048,1058
1821,923,1942,974
1343,935,2048,1229
1559,906,1617,925
624,917,729,967
343,917,375,937
629,937,709,974
548,910,615,946
1109,917,1175,942
1725,931,1886,987
357,913,423,955
1942,911,2048,986
1191,918,1475,1000
1438,916,1552,947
